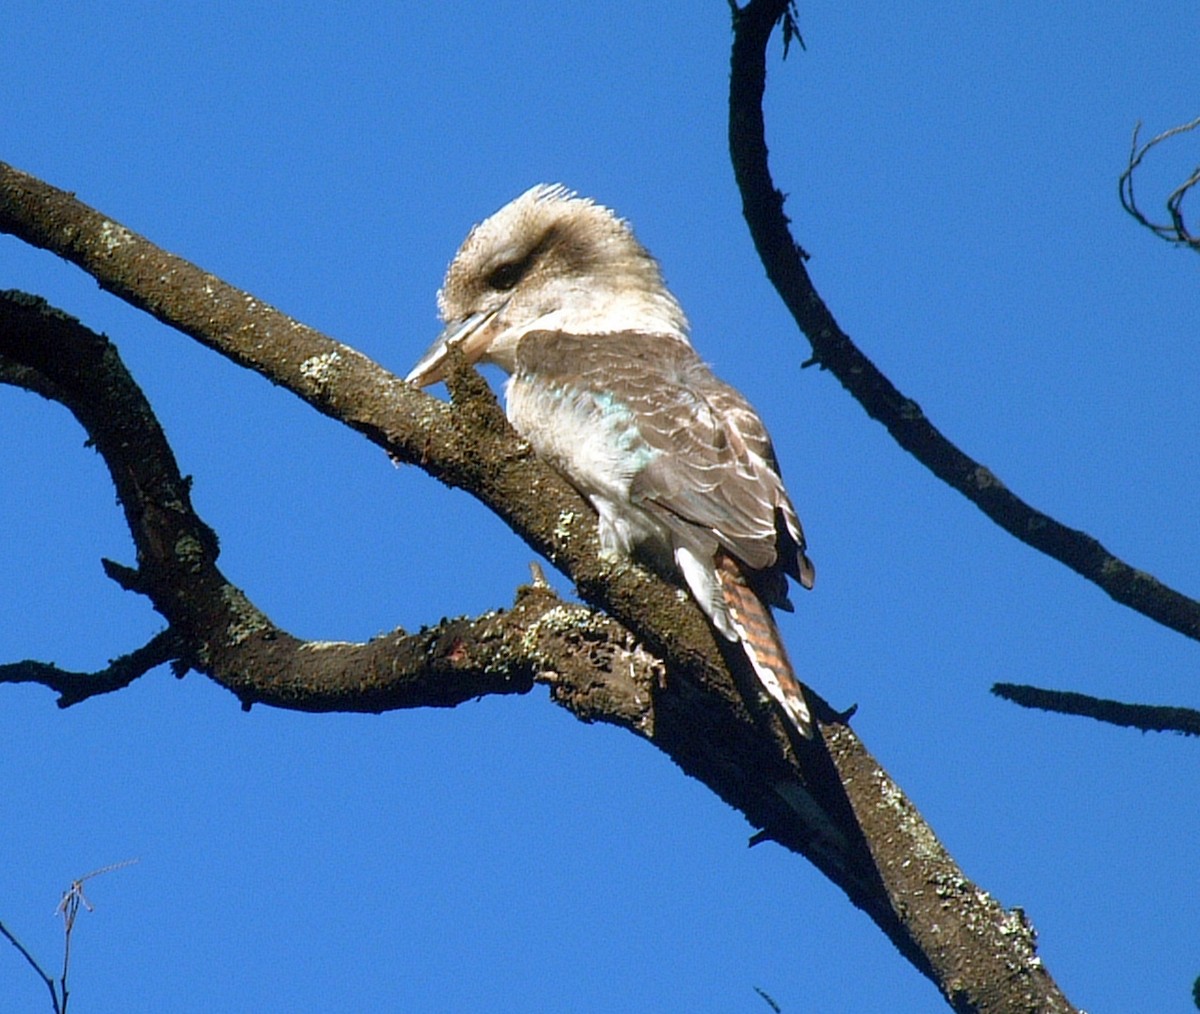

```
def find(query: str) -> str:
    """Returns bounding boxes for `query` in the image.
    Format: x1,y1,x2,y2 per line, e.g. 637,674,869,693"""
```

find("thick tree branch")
0,166,1065,1006
993,682,1200,736
728,1,1200,648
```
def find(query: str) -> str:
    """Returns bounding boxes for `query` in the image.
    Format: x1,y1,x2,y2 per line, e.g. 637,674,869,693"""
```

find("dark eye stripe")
487,260,527,291
485,225,561,292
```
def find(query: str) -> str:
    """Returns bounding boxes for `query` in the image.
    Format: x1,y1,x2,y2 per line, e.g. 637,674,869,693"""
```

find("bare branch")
726,4,1200,650
0,629,181,707
0,171,1066,1006
730,2,1080,1010
0,861,138,1014
993,683,1200,736
0,919,60,1014
55,860,139,1014
1119,115,1200,251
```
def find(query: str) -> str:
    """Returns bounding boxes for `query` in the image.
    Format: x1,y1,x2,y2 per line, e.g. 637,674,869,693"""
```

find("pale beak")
405,307,502,387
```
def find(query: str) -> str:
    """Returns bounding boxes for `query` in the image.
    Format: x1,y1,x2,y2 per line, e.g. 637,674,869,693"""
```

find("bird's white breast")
505,371,666,560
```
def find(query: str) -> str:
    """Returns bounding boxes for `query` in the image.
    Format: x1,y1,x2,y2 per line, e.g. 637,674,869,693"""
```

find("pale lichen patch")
876,768,944,863
174,533,207,572
220,585,271,646
553,509,579,543
99,219,134,254
300,350,343,389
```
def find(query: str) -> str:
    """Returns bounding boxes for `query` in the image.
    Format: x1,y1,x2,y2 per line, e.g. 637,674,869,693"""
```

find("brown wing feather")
515,330,813,596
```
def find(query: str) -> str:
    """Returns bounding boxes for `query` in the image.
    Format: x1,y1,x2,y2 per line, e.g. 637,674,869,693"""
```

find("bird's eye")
486,260,527,291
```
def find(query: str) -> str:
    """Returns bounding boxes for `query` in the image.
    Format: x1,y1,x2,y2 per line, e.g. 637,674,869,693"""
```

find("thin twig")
1119,114,1200,250
0,919,61,1013
53,859,139,1014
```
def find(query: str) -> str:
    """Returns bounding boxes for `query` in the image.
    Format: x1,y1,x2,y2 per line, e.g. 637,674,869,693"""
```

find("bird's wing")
515,331,812,589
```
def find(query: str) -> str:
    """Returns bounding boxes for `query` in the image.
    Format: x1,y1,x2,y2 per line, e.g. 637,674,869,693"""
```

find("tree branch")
1119,114,1200,252
727,1,1200,648
993,682,1200,736
0,628,181,707
0,919,60,1014
1,186,1068,1010
0,291,647,723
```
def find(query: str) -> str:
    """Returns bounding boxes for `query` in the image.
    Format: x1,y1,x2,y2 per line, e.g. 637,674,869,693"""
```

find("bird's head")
406,184,689,386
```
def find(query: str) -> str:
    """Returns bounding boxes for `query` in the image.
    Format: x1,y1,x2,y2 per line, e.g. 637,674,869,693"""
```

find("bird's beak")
405,307,502,387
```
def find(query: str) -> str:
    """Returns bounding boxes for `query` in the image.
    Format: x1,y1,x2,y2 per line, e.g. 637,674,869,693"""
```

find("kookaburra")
407,185,815,737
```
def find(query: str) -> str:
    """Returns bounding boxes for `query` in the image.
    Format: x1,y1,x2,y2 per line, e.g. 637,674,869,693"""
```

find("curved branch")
993,682,1200,736
728,1,1200,647
1119,115,1200,251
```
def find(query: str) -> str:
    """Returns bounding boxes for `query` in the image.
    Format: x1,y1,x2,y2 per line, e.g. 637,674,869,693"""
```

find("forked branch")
1,179,1070,1008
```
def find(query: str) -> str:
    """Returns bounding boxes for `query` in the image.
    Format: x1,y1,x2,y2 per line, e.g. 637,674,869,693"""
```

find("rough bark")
0,182,1073,1011
0,7,1099,1003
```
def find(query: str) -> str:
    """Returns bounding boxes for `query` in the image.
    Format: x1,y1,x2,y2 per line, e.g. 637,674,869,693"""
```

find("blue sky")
2,4,1198,1011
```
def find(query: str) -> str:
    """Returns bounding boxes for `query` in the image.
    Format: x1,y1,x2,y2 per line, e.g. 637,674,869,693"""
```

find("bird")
406,185,816,737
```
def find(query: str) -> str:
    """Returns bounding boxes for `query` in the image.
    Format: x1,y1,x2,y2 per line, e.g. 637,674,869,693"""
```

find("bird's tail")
714,552,813,739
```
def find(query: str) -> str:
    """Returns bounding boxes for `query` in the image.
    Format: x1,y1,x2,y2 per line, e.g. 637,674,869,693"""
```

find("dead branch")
728,2,1200,649
993,683,1200,736
1119,114,1200,251
0,629,180,707
0,170,1071,1006
0,292,642,721
2,859,139,1014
